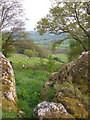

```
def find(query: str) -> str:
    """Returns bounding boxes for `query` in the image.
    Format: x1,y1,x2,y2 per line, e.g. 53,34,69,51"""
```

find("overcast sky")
22,0,51,31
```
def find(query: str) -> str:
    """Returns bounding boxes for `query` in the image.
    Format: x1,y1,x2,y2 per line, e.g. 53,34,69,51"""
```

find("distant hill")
28,31,69,47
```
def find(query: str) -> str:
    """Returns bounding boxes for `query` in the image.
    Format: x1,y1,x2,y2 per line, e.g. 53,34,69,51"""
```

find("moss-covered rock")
0,53,17,113
40,52,89,118
60,97,88,118
34,101,74,119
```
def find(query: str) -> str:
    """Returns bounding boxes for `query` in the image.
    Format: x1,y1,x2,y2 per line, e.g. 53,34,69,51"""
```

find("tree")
0,0,25,31
2,31,15,57
24,49,36,57
0,0,26,56
36,2,89,59
14,40,49,58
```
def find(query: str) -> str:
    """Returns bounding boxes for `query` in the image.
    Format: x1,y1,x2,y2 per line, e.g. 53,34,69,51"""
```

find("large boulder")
39,52,89,118
58,97,88,118
34,101,74,119
0,53,17,113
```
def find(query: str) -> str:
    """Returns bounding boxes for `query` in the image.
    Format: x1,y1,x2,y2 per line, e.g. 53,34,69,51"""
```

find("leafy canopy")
36,2,89,52
0,0,26,56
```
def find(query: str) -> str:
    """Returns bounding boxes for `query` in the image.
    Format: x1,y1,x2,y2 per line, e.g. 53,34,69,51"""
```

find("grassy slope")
3,53,66,118
28,31,69,49
3,54,50,118
8,54,48,68
52,54,68,63
14,69,49,118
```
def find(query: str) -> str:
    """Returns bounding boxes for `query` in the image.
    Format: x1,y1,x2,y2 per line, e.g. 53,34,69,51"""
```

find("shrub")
46,56,56,72
24,49,36,57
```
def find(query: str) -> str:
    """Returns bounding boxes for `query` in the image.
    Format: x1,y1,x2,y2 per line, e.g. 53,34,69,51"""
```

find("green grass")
2,111,18,118
8,53,63,70
52,53,68,63
9,54,49,65
8,54,49,70
8,54,52,118
14,69,50,118
2,53,66,118
2,69,50,118
9,54,48,65
9,53,67,65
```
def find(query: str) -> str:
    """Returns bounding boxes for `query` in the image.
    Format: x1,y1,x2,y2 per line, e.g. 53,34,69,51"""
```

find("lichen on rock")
39,52,89,119
59,97,88,118
0,53,17,113
34,101,74,119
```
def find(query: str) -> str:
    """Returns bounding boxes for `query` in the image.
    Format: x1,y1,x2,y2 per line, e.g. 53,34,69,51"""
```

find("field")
2,53,68,118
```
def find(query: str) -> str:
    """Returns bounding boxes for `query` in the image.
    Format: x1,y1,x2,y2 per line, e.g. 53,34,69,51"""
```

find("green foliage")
14,40,49,58
35,55,61,72
8,54,49,69
24,49,36,57
46,88,56,101
52,54,68,63
1,0,26,56
2,32,15,57
68,39,85,61
2,31,31,57
33,45,49,58
8,54,53,118
29,31,68,48
2,111,18,118
36,2,88,59
46,56,55,72
51,37,70,52
13,40,35,54
14,69,49,118
9,53,62,72
36,57,45,69
6,53,63,118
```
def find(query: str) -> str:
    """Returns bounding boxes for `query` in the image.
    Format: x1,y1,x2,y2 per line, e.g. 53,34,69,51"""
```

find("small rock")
34,101,74,119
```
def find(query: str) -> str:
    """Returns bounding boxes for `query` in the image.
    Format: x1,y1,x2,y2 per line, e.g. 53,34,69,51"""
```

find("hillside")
28,31,69,47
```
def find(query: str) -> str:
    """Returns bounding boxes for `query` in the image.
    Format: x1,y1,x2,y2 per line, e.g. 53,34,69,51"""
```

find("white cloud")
22,0,51,30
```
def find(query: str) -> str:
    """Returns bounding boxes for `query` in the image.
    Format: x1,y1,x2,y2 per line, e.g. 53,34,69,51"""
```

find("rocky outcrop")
0,53,17,113
34,101,74,119
35,52,89,119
